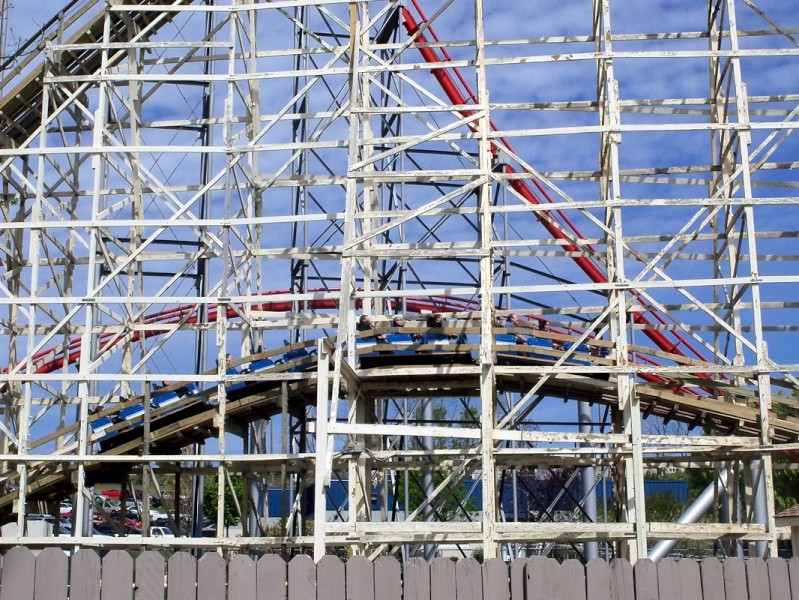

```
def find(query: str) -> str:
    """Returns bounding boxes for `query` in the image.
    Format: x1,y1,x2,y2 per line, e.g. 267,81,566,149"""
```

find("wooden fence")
0,547,797,599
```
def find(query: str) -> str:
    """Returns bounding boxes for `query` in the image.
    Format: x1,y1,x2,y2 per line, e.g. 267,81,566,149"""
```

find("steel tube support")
648,469,728,562
750,459,768,558
422,398,435,561
578,401,599,561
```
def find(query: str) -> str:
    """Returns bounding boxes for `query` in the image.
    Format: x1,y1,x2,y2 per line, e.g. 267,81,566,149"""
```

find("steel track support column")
242,426,251,538
313,341,331,559
279,382,290,547
749,459,769,557
579,401,599,560
422,398,435,561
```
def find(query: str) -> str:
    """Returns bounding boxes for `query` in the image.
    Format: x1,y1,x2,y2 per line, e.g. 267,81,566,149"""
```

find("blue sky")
6,0,797,350
6,0,797,357
4,0,67,56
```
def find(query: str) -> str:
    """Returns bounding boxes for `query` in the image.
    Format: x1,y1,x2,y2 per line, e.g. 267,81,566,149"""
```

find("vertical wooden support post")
474,0,498,561
723,0,777,556
594,0,647,561
70,8,113,542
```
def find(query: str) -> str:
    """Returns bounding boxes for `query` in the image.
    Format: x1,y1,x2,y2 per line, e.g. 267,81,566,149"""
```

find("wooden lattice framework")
0,0,797,561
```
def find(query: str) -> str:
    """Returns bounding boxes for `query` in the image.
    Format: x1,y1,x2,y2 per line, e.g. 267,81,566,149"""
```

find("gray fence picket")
509,558,528,600
746,557,769,600
102,550,134,600
347,554,374,600
135,550,166,600
678,558,702,600
656,558,680,600
527,556,563,600
481,558,509,600
374,556,402,600
228,554,256,600
789,557,799,600
0,546,35,600
558,559,586,600
455,558,482,600
431,557,456,600
33,547,68,600
197,552,226,600
699,557,724,600
610,559,634,600
633,559,658,600
257,554,287,600
723,558,748,600
585,557,611,600
767,557,791,600
403,557,430,600
166,552,197,600
71,548,101,600
287,554,316,600
317,555,344,600
4,546,799,599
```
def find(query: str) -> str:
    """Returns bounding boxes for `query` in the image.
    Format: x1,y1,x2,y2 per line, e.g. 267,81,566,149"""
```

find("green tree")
645,492,687,522
203,473,244,529
774,468,799,512
394,401,480,521
763,389,798,511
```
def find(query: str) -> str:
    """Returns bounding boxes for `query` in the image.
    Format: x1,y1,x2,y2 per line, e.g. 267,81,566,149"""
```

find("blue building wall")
594,479,689,504
262,478,689,517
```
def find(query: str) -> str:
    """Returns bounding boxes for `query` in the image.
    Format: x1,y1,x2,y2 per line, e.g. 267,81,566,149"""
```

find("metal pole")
247,426,260,537
579,401,599,560
0,0,8,69
511,467,519,559
423,398,435,560
648,469,728,561
750,459,768,558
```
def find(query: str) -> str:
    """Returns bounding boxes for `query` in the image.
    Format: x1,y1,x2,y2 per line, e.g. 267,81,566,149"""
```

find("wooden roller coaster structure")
0,0,797,561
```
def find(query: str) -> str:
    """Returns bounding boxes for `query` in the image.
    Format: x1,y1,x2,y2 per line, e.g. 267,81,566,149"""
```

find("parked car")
150,526,175,538
93,523,141,537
